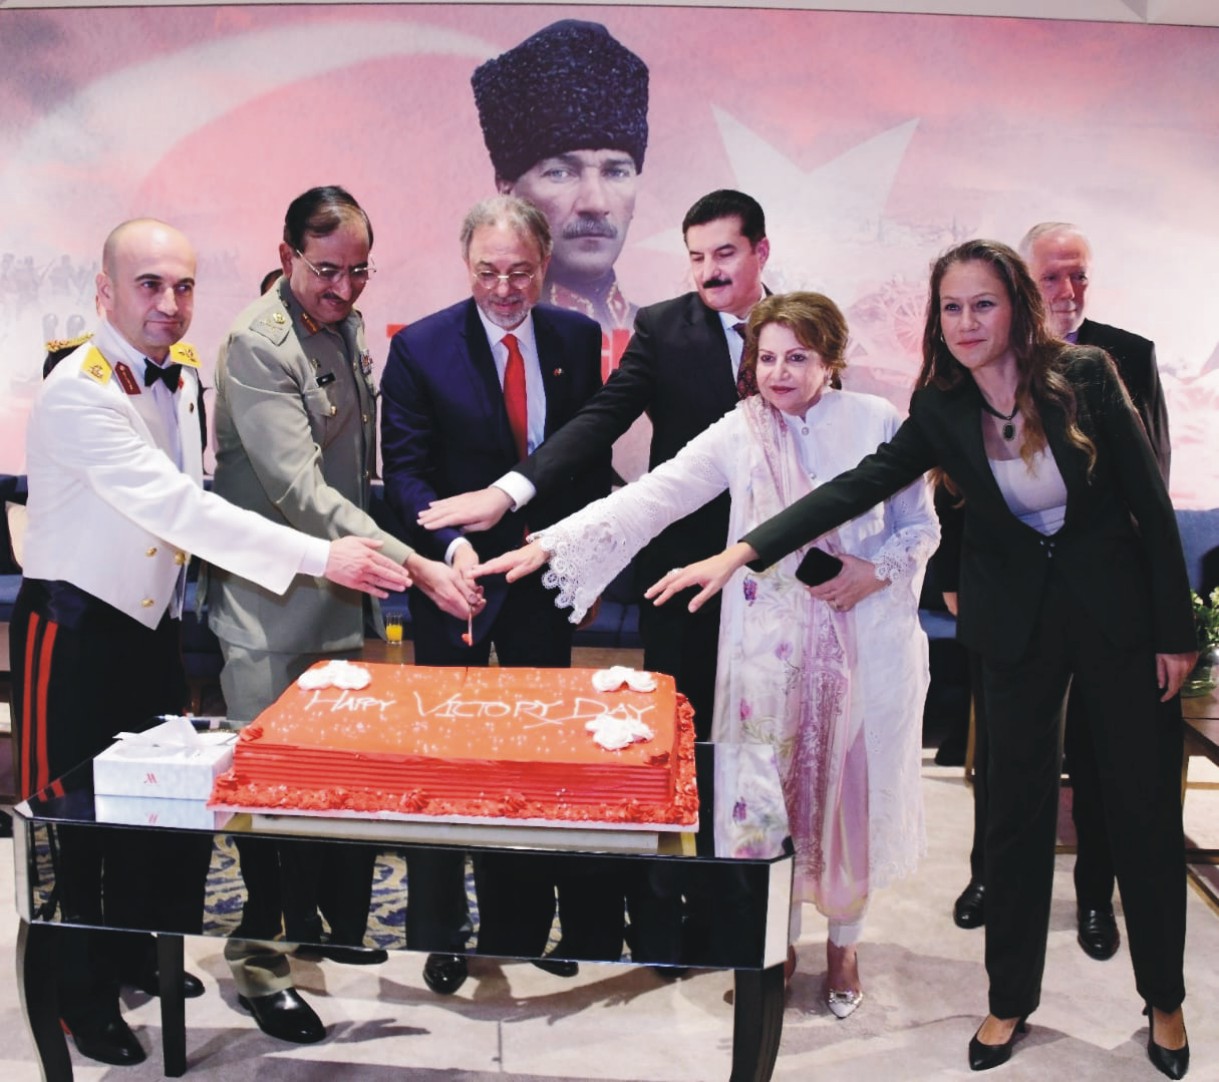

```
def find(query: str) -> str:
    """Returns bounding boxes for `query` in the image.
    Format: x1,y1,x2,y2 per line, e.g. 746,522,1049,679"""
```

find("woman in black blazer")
648,240,1195,1078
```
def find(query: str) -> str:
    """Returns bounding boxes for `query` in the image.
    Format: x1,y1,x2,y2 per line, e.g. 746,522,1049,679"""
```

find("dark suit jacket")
934,318,1171,597
743,347,1193,664
380,299,611,636
1076,318,1170,481
519,291,740,583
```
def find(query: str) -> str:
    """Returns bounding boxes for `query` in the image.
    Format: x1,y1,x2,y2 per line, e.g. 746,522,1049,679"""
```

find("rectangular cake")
210,663,698,828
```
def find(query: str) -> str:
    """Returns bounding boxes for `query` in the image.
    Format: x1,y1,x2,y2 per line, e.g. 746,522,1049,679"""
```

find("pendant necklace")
979,397,1019,441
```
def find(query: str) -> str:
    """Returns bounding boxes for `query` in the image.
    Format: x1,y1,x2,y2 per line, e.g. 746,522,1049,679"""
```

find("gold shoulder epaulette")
80,346,112,385
170,341,201,368
251,306,292,346
45,332,93,353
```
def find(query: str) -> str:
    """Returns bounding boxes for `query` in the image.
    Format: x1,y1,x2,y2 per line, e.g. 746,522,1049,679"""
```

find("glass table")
12,741,794,1081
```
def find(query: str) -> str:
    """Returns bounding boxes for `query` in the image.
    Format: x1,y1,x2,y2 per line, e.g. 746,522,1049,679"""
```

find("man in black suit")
953,222,1174,962
1022,222,1170,475
381,194,617,989
419,189,771,740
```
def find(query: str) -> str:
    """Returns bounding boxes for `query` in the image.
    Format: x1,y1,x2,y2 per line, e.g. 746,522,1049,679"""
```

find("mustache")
563,218,618,240
702,277,732,289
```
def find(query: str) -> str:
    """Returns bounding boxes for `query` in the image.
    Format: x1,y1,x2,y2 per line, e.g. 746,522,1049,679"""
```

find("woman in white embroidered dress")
478,293,938,1015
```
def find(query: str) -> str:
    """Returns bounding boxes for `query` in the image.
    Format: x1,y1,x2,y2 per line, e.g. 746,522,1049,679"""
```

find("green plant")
1193,588,1219,651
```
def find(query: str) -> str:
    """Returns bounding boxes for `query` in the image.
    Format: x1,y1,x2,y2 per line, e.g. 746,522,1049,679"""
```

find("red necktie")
733,322,758,399
501,333,528,460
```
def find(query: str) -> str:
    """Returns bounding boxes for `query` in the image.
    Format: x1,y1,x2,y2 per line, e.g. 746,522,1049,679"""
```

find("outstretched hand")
644,542,758,613
473,540,549,584
409,552,484,621
419,487,513,533
324,537,412,598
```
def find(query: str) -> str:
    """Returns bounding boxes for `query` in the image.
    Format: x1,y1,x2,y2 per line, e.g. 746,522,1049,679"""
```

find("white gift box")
92,717,237,801
94,794,233,830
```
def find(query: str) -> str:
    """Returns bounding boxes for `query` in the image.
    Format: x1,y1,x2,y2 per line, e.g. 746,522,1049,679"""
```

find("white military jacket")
22,321,325,628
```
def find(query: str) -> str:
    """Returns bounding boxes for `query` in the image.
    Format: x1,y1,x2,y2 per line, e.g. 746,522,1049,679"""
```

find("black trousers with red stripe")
11,579,213,1027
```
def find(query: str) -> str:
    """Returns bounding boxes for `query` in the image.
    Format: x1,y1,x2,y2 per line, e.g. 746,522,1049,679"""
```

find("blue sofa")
0,474,29,660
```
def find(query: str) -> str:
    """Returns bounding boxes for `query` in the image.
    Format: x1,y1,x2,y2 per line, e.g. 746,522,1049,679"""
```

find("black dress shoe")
121,966,205,998
66,1015,147,1066
953,880,986,929
532,956,579,978
422,953,468,995
1146,1006,1190,1079
237,989,325,1044
968,1016,1028,1071
1077,905,1120,960
304,943,390,966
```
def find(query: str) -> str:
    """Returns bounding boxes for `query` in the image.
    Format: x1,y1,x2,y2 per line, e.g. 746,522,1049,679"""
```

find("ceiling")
0,0,1217,29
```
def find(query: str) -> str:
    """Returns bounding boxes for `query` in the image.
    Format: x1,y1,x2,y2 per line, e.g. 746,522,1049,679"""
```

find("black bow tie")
144,361,182,392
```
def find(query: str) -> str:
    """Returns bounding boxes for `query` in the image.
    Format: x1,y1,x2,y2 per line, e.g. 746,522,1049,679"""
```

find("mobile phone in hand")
795,548,843,586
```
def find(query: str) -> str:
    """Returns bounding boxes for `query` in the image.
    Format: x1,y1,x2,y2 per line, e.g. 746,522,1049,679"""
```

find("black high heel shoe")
968,1015,1028,1072
1145,1005,1190,1080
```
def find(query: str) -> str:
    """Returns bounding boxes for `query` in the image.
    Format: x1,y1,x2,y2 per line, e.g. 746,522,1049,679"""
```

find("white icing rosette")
296,660,372,691
585,713,655,751
590,666,657,693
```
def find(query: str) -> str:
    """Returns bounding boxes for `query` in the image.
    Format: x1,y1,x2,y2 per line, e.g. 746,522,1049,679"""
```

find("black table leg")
17,921,73,1082
731,963,785,1082
156,934,187,1077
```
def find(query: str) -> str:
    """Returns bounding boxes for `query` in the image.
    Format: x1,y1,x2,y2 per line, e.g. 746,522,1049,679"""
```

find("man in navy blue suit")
380,195,617,992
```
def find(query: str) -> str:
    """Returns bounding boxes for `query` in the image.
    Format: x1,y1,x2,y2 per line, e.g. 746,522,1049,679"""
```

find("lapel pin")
553,368,563,377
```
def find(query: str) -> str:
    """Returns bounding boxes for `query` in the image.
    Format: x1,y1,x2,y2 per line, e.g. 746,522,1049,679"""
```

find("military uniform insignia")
300,310,322,335
252,306,291,346
80,346,113,385
170,342,201,368
359,351,373,377
46,332,94,353
113,361,141,395
546,278,636,331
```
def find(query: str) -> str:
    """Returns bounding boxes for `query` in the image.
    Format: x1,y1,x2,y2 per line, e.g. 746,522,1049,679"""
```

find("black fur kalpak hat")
472,20,649,184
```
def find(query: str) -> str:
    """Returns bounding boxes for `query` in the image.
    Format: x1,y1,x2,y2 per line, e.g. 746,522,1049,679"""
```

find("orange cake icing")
210,663,698,827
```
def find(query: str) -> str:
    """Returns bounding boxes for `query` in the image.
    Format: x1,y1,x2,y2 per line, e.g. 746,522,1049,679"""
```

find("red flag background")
1,5,1216,503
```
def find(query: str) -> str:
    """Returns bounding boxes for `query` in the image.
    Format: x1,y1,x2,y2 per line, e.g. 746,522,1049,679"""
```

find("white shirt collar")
94,318,158,380
476,305,538,355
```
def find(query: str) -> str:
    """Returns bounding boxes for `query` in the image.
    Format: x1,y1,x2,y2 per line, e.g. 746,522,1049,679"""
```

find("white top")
23,332,327,626
989,449,1068,535
533,389,939,889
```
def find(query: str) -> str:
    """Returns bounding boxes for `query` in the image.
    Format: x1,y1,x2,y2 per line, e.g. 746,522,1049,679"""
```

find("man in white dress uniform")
9,218,408,1066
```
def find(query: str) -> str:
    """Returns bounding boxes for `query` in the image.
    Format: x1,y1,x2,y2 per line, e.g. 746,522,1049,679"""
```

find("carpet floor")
2,755,1217,1081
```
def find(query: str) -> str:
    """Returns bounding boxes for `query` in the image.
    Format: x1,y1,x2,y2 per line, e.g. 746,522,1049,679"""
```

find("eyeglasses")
473,269,535,291
294,250,376,285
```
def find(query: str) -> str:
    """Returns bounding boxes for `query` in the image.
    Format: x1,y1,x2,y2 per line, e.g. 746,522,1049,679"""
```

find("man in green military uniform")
209,186,477,1044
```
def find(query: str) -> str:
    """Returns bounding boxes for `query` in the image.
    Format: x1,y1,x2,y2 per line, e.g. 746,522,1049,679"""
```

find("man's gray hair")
459,195,553,262
1018,221,1091,261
